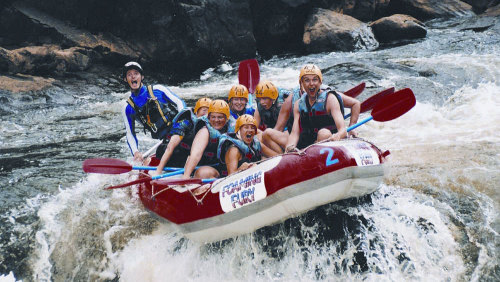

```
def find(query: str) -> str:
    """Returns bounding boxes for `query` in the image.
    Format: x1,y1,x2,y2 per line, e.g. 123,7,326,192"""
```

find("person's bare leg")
316,128,333,142
262,129,288,154
194,166,220,179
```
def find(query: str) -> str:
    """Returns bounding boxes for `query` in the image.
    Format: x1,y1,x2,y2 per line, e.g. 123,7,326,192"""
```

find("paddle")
344,87,395,119
343,82,366,98
238,59,260,115
83,158,183,174
104,169,188,190
151,178,216,188
143,139,163,158
347,88,416,132
238,59,260,93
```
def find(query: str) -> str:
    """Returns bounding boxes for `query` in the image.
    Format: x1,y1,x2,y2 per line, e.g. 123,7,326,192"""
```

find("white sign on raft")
219,171,267,213
341,141,380,166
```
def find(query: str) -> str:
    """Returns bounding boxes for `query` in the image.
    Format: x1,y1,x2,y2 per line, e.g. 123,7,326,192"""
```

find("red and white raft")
138,138,389,243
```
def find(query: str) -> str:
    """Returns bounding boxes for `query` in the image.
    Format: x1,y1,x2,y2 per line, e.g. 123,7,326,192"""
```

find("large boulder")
303,8,378,53
387,0,475,21
370,14,427,43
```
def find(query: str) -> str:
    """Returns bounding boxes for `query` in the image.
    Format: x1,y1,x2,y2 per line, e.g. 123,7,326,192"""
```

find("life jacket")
298,90,345,136
126,85,179,139
163,108,198,161
194,116,230,165
257,88,289,131
285,88,302,133
217,133,262,167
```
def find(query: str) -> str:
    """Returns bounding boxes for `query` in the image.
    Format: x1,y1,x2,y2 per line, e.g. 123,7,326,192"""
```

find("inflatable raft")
138,138,389,243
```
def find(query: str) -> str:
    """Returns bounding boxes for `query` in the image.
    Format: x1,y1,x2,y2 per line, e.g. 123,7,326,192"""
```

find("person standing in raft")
263,64,359,154
285,64,347,152
122,61,186,161
153,97,212,176
218,114,262,175
182,100,233,179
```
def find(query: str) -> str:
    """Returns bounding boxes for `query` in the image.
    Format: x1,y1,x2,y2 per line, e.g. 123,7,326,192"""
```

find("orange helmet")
235,114,257,133
255,80,278,100
194,97,212,114
228,84,249,101
299,64,322,84
208,99,230,119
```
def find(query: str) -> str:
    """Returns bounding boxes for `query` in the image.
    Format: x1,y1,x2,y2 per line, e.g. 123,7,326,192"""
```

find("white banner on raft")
219,171,267,213
341,140,380,166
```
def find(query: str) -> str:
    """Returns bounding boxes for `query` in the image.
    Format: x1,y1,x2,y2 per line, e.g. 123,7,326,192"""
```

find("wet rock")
313,0,392,22
0,74,56,93
387,0,475,21
0,45,93,76
11,2,140,61
15,0,256,81
370,14,427,43
483,3,500,16
303,8,378,53
458,16,497,32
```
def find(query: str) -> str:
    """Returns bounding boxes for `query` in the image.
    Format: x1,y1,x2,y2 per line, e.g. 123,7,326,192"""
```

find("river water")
0,16,499,281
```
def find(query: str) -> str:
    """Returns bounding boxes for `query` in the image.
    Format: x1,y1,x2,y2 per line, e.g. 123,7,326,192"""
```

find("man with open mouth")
285,64,347,153
218,114,262,175
121,61,186,162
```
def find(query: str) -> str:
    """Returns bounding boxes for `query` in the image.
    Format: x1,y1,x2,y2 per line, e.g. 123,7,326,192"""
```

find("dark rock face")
17,0,256,80
251,0,310,58
370,14,427,43
303,8,378,53
462,0,500,14
387,0,474,21
0,0,490,83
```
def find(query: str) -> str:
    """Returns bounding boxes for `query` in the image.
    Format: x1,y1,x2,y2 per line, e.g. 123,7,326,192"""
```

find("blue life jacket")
162,108,199,162
126,85,180,139
286,88,302,133
217,133,262,167
298,90,345,136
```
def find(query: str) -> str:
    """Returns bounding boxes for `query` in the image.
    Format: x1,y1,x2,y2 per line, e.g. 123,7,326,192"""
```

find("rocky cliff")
0,0,498,88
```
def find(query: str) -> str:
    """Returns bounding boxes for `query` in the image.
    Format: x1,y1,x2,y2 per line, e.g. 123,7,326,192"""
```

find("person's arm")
285,100,301,152
273,94,293,131
154,135,182,175
122,103,142,160
254,106,261,128
182,127,209,178
154,85,186,111
340,93,360,126
326,95,347,141
224,146,242,175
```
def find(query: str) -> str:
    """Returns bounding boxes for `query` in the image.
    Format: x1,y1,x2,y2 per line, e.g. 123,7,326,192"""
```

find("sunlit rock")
303,8,378,53
369,14,427,43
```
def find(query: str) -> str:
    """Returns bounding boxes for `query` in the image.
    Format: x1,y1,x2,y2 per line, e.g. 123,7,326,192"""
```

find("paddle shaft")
144,140,163,158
